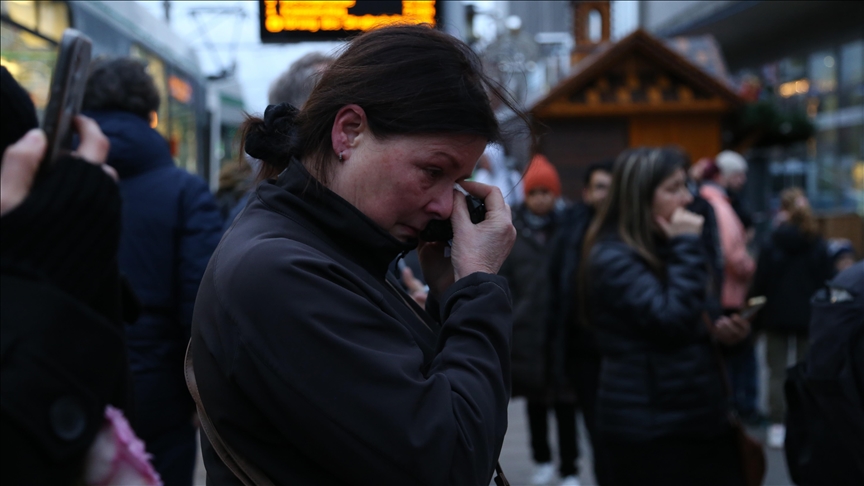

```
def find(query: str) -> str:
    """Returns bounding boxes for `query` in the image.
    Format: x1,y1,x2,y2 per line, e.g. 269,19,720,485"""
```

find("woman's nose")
426,187,454,220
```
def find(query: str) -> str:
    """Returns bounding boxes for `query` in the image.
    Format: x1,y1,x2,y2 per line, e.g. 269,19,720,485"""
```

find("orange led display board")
259,1,441,43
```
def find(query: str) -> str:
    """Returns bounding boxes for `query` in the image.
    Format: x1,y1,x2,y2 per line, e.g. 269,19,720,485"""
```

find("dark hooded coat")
86,110,223,440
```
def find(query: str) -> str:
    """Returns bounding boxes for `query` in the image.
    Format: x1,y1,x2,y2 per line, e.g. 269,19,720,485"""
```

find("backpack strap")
184,340,275,486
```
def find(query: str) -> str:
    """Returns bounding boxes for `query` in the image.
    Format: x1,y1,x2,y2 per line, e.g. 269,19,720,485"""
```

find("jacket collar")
257,161,416,279
84,110,174,179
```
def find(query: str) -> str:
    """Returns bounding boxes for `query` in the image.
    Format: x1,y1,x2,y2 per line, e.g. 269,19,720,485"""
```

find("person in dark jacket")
191,25,520,485
750,187,833,448
545,158,612,485
82,58,224,486
0,67,131,485
500,155,579,486
581,147,750,486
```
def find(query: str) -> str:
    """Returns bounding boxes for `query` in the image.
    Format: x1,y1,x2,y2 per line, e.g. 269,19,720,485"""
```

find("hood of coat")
85,110,174,179
772,223,816,254
259,161,416,279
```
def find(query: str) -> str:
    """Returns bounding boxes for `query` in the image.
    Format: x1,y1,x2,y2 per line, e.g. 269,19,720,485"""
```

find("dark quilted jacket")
586,233,730,441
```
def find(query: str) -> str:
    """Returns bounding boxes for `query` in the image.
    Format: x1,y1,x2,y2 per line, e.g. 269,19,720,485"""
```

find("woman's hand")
710,314,751,345
1,116,114,217
450,181,516,280
417,181,515,298
656,207,704,238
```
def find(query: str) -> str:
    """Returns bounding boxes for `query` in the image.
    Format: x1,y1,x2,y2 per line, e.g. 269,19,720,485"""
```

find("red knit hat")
523,154,561,197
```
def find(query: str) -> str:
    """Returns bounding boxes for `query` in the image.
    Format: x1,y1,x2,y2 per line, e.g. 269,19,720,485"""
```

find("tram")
1,0,243,186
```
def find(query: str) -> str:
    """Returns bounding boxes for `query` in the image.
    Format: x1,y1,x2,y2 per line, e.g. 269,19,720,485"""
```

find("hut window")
588,10,602,43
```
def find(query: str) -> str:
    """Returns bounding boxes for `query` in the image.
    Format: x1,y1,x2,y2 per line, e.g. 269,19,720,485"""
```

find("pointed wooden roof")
531,29,744,119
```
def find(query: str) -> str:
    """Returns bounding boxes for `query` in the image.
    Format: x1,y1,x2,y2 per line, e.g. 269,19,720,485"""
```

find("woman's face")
651,168,692,223
329,129,487,242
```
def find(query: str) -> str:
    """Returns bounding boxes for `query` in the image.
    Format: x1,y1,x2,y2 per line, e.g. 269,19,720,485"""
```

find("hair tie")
244,102,299,161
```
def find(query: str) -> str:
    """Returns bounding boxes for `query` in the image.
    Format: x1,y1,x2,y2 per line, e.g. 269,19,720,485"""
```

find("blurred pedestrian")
1,67,158,485
581,147,749,486
190,25,520,484
214,160,252,220
750,187,833,448
82,57,223,486
268,51,334,108
784,261,864,485
827,238,857,274
701,156,759,423
500,155,579,486
715,151,754,237
473,142,524,206
224,52,336,230
546,158,613,485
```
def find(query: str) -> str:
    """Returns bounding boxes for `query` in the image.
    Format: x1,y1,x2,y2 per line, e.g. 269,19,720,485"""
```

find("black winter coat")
499,204,560,399
586,233,729,442
1,158,130,485
546,203,598,385
750,224,833,334
191,162,513,485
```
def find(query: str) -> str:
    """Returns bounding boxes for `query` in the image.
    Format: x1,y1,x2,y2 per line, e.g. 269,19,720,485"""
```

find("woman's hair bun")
244,102,300,162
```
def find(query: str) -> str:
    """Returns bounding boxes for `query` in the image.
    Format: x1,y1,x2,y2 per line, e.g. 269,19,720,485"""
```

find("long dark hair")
577,146,689,327
240,24,532,183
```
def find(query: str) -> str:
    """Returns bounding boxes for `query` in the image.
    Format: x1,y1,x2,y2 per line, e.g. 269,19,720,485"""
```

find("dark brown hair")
83,57,160,121
240,24,530,183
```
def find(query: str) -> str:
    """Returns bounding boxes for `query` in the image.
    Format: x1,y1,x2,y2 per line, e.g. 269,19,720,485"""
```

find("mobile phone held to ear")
419,194,486,242
41,29,93,168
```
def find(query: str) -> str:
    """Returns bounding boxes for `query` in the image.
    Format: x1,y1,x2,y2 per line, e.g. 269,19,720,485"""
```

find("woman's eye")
424,167,443,179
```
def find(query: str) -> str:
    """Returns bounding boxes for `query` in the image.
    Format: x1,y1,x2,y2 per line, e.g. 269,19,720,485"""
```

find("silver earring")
338,152,344,162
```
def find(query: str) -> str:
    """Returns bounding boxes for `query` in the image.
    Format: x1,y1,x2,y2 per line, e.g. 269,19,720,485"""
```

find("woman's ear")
331,104,367,161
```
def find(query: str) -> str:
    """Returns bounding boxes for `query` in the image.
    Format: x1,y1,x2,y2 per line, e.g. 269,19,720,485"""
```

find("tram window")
1,1,68,41
3,1,37,31
36,1,68,42
0,21,56,118
130,44,169,139
170,93,198,175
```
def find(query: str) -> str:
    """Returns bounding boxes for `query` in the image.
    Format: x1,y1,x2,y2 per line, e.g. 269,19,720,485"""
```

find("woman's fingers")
73,115,111,165
1,129,46,216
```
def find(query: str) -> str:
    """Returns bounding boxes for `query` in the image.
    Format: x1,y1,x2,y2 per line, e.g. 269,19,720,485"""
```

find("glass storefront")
738,37,864,215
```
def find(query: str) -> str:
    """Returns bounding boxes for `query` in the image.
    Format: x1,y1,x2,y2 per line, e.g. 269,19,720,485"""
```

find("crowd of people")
2,23,862,486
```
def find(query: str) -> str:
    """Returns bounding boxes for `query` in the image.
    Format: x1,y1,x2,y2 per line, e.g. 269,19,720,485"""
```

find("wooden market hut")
530,27,745,200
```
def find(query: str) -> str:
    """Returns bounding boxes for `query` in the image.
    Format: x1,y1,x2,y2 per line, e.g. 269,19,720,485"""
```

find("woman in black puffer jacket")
580,147,749,486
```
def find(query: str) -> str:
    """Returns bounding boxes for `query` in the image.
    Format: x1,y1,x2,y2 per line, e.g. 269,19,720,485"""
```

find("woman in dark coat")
750,187,833,446
190,26,521,485
580,147,749,486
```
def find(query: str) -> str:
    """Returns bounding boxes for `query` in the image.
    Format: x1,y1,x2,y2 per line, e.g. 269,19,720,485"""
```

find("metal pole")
163,0,171,24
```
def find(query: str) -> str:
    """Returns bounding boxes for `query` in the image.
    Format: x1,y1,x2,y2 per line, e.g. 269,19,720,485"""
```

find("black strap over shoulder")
185,340,275,486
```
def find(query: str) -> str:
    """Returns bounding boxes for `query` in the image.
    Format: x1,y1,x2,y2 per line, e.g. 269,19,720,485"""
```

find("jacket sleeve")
589,236,708,342
219,246,512,486
177,176,223,336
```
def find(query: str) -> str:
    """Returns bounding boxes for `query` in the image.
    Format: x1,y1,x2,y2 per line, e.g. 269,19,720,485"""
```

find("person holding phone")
579,147,747,485
190,25,521,484
0,66,131,485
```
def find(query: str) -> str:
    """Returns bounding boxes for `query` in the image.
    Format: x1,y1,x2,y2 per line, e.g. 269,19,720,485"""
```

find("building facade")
640,0,864,219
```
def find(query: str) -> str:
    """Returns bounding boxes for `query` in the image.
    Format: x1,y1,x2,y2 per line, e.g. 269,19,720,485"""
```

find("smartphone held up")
41,29,93,170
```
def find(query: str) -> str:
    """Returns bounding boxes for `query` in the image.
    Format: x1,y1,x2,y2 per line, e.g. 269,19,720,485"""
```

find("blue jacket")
87,110,223,434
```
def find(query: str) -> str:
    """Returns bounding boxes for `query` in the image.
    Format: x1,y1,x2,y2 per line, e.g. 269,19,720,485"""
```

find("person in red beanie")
499,154,581,486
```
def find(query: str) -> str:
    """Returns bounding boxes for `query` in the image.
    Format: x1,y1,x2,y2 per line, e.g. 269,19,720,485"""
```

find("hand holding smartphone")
419,194,486,242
